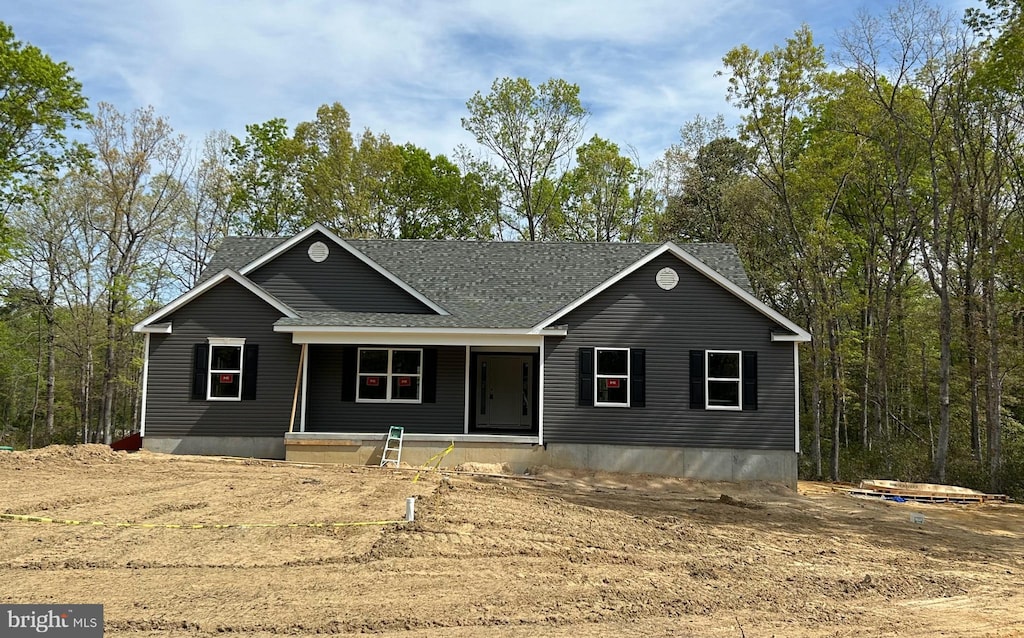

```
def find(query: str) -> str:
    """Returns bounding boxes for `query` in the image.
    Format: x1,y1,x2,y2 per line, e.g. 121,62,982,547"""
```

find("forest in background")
1,0,1022,496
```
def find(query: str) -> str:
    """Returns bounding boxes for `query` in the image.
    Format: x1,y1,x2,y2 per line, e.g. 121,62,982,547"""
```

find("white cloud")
5,0,975,167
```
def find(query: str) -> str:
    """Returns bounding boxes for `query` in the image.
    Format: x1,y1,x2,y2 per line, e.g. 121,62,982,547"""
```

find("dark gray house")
134,223,810,485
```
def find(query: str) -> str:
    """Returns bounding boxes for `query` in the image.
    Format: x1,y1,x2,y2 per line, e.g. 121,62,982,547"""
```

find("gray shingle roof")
198,237,286,283
199,235,755,329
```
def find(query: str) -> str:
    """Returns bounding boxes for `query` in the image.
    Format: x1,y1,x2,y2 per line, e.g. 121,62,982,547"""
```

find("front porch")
282,327,557,440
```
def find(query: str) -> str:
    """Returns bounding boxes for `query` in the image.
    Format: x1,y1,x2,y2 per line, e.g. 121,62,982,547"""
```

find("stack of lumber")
849,479,1010,504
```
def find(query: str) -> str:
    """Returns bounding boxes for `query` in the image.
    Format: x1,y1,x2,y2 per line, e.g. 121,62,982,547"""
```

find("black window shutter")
742,351,758,410
630,348,646,407
192,344,208,400
422,349,438,403
241,345,259,400
341,347,357,402
689,350,705,409
577,348,594,406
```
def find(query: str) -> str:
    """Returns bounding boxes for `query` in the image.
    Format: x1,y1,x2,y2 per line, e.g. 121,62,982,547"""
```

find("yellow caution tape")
0,513,404,529
413,441,455,483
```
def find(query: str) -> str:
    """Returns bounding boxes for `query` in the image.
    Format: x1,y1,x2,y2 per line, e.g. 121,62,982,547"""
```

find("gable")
557,252,785,341
538,243,809,340
245,231,436,314
149,277,293,335
135,270,297,333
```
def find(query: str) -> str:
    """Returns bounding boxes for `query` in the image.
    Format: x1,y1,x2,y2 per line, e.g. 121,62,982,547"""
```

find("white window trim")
356,347,423,404
207,340,245,402
705,350,742,411
594,347,630,408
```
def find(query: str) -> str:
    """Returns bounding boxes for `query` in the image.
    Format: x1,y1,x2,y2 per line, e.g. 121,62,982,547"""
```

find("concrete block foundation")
283,433,797,487
144,436,285,459
141,434,797,487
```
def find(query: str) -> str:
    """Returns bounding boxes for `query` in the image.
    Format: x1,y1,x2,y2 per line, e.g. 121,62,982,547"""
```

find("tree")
228,118,306,236
7,176,81,445
53,168,105,444
0,21,89,253
551,135,655,242
167,131,234,290
967,0,1024,98
824,73,919,453
344,129,406,238
839,1,970,482
965,0,1024,492
294,102,355,230
389,144,496,239
462,77,588,240
722,25,859,481
88,103,188,444
661,118,751,243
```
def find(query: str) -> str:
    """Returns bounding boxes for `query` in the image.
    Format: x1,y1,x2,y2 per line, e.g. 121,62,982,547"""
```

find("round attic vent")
308,241,330,263
656,267,679,290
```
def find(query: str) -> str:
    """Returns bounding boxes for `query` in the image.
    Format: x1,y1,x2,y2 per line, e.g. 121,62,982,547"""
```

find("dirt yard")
0,446,1021,637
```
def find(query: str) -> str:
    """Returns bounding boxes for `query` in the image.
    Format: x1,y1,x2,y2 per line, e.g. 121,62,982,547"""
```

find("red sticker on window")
366,377,379,386
607,378,620,388
398,377,411,387
220,374,234,384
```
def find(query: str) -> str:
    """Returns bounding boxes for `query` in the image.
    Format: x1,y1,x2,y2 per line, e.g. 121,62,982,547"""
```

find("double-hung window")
208,338,245,401
191,338,257,402
705,350,741,410
577,347,645,408
357,348,423,403
595,347,630,407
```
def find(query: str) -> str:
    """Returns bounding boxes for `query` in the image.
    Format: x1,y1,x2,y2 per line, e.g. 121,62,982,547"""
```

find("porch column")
300,343,309,432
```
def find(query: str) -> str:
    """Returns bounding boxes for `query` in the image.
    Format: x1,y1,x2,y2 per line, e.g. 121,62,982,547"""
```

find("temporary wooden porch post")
288,344,307,433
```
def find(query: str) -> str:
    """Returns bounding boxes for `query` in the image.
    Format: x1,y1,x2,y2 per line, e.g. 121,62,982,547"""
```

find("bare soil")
1,445,1022,637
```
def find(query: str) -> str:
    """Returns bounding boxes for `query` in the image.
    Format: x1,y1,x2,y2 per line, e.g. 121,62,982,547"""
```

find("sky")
5,0,978,167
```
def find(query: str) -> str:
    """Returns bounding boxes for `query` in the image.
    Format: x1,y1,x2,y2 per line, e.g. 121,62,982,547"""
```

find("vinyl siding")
543,253,796,450
304,345,465,434
246,231,434,313
145,279,300,437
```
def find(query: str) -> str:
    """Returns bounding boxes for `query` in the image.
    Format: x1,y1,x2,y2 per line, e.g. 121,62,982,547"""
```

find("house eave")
136,322,172,334
275,325,564,347
771,331,811,343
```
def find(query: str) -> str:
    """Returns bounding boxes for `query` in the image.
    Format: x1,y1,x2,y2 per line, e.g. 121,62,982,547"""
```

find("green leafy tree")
228,118,307,236
662,122,751,244
722,25,862,480
345,129,405,237
551,135,654,242
294,102,355,230
839,2,972,483
462,77,588,240
965,0,1024,494
0,21,89,252
967,0,1024,95
87,103,189,444
7,175,81,446
231,103,500,240
390,144,495,239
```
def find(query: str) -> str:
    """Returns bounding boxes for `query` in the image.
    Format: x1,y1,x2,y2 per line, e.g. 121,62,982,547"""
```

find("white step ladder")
380,425,404,467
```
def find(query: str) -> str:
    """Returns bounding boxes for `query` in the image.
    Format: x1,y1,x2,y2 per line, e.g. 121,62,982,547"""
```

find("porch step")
380,426,404,468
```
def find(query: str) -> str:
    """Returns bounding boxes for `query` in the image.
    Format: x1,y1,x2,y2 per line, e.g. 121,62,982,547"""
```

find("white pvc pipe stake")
406,497,415,522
